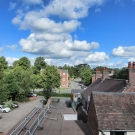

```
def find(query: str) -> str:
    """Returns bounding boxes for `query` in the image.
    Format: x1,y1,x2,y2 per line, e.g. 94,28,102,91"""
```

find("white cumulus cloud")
112,46,135,57
85,52,109,62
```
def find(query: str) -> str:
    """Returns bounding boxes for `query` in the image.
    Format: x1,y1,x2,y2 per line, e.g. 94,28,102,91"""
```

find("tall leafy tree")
116,67,127,79
20,71,31,95
37,65,60,100
0,64,7,104
0,56,8,69
30,74,38,92
34,57,47,71
74,64,90,78
18,57,30,70
4,73,20,100
80,65,92,86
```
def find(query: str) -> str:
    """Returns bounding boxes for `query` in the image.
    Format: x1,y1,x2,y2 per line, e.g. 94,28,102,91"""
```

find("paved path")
0,96,44,134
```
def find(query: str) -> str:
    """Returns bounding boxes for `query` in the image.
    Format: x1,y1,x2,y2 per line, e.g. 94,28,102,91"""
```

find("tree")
37,65,60,100
18,57,30,70
80,65,92,86
20,71,31,95
4,73,20,100
13,60,19,67
74,64,91,79
34,57,47,71
0,63,7,104
0,56,8,69
30,74,38,92
116,67,127,79
31,66,40,74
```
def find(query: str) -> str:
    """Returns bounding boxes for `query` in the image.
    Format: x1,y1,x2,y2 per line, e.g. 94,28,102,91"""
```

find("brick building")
88,92,135,135
57,69,68,88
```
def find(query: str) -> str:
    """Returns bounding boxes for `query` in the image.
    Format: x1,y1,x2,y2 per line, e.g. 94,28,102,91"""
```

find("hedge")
36,92,71,97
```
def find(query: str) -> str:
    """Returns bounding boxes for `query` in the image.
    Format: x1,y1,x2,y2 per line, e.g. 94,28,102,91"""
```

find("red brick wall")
87,94,99,135
57,69,68,88
124,62,135,92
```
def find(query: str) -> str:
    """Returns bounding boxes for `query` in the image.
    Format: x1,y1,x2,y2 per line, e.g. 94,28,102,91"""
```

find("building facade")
57,69,68,88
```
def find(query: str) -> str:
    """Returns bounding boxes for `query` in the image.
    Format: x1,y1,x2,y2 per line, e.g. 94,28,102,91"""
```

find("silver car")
0,105,11,113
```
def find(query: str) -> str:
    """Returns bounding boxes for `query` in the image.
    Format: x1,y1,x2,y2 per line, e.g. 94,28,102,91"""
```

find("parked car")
0,105,11,113
81,85,87,89
26,92,37,97
51,89,56,92
12,103,19,108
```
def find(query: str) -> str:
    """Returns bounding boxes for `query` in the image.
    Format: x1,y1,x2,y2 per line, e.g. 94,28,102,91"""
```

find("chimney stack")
128,62,132,68
95,68,101,80
102,67,109,79
127,62,135,92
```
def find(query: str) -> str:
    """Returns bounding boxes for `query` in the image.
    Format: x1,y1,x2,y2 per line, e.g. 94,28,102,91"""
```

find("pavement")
0,96,45,134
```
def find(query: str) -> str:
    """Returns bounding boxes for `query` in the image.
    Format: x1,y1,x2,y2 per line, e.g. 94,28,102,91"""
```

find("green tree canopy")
0,56,8,69
37,65,60,100
80,65,92,86
18,57,30,70
116,67,127,79
30,74,38,92
34,57,47,71
0,65,7,104
4,73,20,100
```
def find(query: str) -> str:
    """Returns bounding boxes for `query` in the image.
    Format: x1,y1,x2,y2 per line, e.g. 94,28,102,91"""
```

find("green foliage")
80,65,92,85
4,100,13,109
74,64,90,78
0,56,8,69
30,74,38,91
0,66,7,104
13,60,19,67
15,94,29,102
36,91,70,97
116,67,127,79
18,57,30,70
4,73,20,100
20,71,31,94
31,66,40,74
34,57,47,71
36,65,61,100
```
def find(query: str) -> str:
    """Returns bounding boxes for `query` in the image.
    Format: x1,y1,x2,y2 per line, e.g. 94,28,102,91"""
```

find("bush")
4,100,13,109
15,94,29,102
36,91,71,97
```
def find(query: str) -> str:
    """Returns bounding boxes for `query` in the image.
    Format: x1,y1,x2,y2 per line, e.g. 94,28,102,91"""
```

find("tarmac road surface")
0,96,44,134
0,97,70,135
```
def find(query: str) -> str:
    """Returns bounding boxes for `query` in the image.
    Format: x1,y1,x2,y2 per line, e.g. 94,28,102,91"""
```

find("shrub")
36,91,70,97
4,100,13,109
15,94,29,102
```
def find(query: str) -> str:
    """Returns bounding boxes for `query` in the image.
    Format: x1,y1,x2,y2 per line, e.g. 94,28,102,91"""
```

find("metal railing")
10,103,42,135
24,98,58,135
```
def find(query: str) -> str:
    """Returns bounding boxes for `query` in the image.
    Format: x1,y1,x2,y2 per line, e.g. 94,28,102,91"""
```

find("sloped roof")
82,78,127,101
92,92,135,130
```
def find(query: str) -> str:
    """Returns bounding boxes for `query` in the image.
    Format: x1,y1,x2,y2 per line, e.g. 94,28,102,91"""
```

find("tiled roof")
92,92,135,130
82,78,127,101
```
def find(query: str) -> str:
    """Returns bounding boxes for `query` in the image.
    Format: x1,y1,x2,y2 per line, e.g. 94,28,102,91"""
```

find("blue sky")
0,0,135,68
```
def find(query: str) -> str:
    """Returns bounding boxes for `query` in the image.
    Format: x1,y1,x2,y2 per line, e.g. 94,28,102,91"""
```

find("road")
35,78,83,93
0,97,71,134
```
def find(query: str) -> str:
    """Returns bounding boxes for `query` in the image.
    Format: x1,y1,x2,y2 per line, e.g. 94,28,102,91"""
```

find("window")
110,131,126,135
63,78,65,81
63,73,65,75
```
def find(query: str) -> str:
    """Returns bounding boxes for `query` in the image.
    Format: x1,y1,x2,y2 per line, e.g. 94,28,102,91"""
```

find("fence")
10,98,57,135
